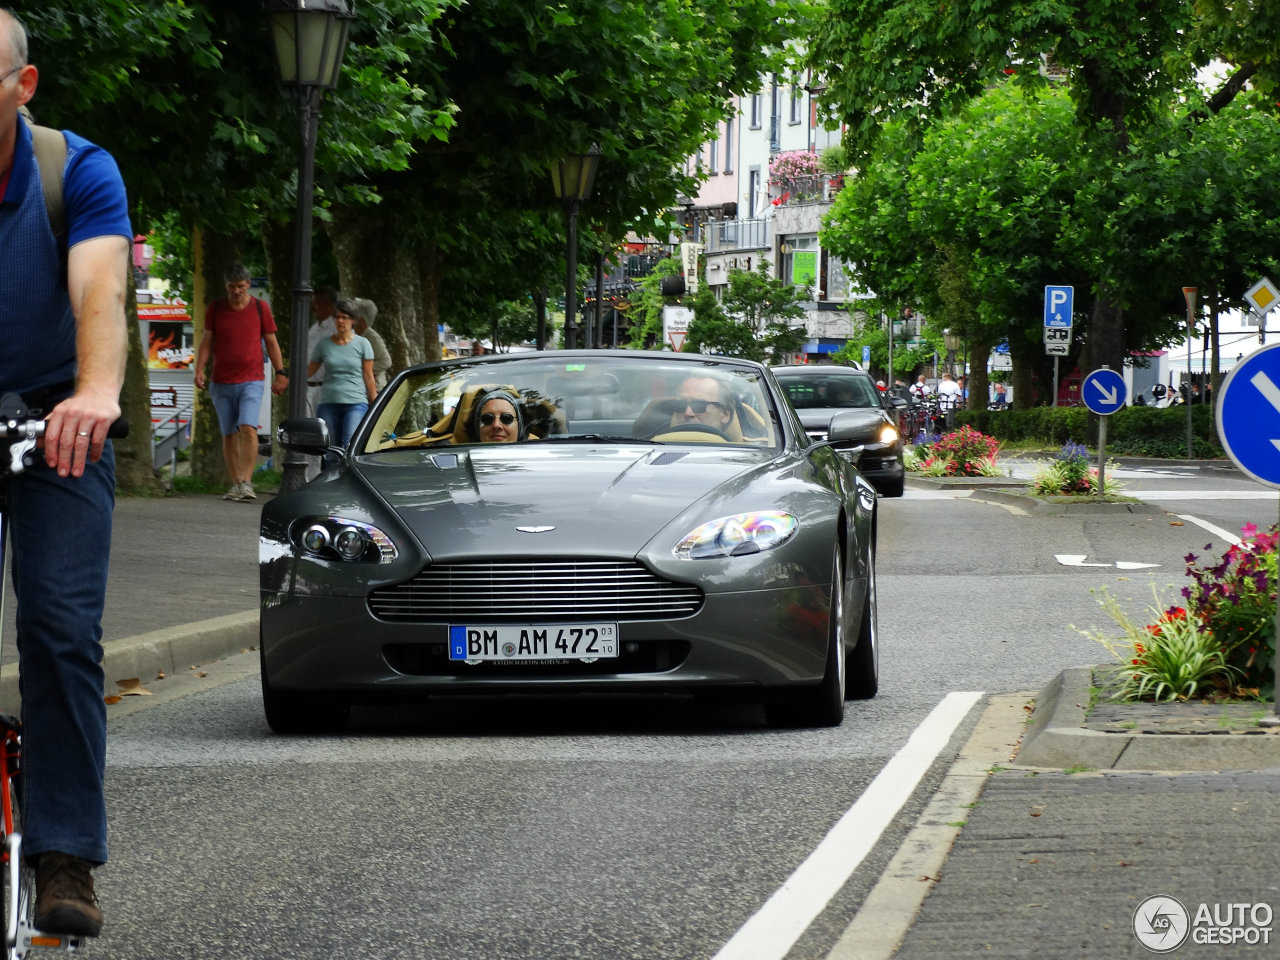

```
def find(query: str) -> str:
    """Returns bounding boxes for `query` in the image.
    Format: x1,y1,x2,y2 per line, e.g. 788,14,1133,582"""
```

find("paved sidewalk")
0,493,262,711
831,677,1280,960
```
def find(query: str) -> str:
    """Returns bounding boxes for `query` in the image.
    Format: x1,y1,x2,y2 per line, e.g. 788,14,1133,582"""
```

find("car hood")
350,444,774,559
794,408,887,437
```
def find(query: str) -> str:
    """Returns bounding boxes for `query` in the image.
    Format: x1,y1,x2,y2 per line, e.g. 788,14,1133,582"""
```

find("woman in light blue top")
307,297,377,467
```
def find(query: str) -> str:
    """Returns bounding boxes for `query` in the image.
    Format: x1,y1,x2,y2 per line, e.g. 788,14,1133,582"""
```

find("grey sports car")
260,351,879,732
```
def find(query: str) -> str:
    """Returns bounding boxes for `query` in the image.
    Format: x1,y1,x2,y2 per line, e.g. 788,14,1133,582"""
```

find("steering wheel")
649,422,730,442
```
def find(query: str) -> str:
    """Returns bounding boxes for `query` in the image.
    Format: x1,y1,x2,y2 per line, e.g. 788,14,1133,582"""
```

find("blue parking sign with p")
1044,286,1073,328
1217,343,1280,487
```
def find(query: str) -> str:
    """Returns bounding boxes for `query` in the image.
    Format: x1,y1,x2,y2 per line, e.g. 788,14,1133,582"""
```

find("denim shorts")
208,379,265,435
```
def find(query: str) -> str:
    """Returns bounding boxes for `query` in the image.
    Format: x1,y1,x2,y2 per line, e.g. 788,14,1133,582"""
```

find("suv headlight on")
878,423,900,445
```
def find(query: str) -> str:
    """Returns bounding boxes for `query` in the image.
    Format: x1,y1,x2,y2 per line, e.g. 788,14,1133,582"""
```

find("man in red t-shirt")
193,262,288,500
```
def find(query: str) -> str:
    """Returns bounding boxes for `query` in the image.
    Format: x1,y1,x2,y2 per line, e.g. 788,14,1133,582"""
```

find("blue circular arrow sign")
1082,368,1127,415
1216,342,1280,487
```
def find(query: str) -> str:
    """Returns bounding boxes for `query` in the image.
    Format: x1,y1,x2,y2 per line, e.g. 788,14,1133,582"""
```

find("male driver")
193,262,288,501
678,375,733,431
0,8,131,937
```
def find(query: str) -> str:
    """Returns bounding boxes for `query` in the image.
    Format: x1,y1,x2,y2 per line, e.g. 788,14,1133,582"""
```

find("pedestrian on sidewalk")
350,297,391,391
193,262,288,501
307,297,376,468
0,7,130,937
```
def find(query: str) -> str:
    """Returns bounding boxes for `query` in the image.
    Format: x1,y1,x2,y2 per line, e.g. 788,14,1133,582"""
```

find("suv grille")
368,560,703,622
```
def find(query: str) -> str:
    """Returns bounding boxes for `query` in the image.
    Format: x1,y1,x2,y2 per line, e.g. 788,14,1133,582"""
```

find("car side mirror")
277,417,332,455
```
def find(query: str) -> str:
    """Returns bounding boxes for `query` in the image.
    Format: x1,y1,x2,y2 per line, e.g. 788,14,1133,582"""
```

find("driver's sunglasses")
479,412,516,426
682,399,724,414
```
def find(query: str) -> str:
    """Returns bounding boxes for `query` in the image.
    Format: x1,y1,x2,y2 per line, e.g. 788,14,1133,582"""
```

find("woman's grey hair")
334,296,360,318
351,298,378,327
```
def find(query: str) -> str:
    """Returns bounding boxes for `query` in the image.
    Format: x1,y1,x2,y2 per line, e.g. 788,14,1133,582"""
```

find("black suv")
772,365,905,497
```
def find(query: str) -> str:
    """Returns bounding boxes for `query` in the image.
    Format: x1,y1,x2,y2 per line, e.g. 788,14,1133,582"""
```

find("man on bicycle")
0,8,130,938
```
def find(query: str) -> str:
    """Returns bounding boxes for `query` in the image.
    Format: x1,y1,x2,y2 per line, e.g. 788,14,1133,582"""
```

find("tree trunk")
418,242,442,362
1209,288,1220,447
967,335,993,410
115,277,164,493
189,227,244,487
327,206,426,377
1009,336,1040,409
1088,295,1126,375
262,218,296,444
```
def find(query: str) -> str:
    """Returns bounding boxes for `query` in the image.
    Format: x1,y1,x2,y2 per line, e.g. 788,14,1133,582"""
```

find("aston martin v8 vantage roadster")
260,351,879,732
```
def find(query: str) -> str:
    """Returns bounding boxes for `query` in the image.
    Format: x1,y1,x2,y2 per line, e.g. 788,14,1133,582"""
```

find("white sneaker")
222,484,240,500
235,482,257,501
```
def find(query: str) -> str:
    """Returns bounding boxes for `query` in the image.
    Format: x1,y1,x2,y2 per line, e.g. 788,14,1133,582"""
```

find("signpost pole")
1082,365,1127,499
1097,415,1107,500
1183,287,1197,457
1053,357,1060,408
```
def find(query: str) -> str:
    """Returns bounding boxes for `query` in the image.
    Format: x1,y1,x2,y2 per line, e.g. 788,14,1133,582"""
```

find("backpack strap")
22,116,67,245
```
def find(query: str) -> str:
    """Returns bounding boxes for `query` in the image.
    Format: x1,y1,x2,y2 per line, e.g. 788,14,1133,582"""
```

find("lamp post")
265,0,354,493
943,328,961,375
549,145,602,350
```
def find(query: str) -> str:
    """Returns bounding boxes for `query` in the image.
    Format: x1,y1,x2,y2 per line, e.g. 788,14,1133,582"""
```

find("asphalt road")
40,460,1280,958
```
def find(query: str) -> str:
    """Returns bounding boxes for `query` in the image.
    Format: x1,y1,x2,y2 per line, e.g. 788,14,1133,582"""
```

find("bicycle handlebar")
0,398,128,478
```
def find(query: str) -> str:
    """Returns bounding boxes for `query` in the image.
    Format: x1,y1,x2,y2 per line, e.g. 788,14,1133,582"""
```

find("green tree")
684,264,808,362
809,0,1280,373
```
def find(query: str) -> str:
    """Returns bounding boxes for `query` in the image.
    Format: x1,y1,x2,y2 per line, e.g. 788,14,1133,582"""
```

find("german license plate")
448,623,619,662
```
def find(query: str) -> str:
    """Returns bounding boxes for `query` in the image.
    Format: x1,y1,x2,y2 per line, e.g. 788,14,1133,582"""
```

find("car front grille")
368,560,704,623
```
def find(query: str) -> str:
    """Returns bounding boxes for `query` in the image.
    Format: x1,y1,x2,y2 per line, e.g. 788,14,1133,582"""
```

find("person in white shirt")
936,372,962,411
909,374,933,399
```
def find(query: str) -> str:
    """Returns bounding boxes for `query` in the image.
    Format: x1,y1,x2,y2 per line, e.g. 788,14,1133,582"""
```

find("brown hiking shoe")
33,852,102,937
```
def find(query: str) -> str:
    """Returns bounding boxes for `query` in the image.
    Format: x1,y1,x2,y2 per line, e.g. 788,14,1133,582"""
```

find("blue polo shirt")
0,117,131,394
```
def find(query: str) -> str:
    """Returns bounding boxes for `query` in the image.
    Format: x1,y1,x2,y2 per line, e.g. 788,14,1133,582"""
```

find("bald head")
0,10,27,69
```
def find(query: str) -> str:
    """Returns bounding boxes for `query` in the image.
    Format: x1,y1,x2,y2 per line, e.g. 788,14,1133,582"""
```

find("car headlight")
293,517,398,564
673,511,798,560
878,423,899,445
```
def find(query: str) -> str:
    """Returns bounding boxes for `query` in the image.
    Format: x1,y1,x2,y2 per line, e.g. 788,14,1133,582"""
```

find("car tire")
879,474,905,498
766,547,846,728
847,552,879,700
260,646,351,734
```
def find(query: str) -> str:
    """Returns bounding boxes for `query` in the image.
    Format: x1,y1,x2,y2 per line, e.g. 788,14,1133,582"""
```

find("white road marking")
1055,554,1111,567
710,691,984,960
1175,514,1243,547
1136,490,1274,500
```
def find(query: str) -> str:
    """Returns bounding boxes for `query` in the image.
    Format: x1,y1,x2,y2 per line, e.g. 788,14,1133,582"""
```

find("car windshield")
778,374,882,409
360,354,781,451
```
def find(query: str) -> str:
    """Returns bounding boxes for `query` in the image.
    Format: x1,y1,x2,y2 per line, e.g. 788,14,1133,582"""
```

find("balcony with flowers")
767,150,846,207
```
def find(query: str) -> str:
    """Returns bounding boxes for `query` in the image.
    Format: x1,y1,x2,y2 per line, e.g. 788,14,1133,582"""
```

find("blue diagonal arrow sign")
1082,368,1126,415
1217,343,1280,487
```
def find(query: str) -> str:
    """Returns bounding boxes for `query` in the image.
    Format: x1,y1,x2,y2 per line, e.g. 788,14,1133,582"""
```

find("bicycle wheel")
2,740,23,960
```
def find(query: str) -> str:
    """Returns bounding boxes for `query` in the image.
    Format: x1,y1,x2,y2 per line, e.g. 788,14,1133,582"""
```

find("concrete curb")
965,487,1168,516
1018,666,1280,772
0,609,258,712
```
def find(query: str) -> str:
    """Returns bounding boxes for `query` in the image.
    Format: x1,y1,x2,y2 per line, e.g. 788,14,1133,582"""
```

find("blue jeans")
316,402,367,469
10,444,114,864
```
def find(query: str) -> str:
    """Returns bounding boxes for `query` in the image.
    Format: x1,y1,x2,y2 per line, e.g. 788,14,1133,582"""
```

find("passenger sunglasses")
479,412,516,426
682,399,724,414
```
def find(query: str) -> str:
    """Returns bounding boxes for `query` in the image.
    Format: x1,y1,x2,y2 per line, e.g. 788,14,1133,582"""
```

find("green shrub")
957,404,1224,456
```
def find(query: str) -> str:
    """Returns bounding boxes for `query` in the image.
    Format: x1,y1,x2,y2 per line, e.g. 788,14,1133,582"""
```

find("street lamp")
943,327,961,374
549,145,602,350
265,0,354,493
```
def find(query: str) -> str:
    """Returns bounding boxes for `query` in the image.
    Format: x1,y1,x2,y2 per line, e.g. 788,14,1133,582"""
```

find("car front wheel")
260,646,351,734
766,546,846,728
